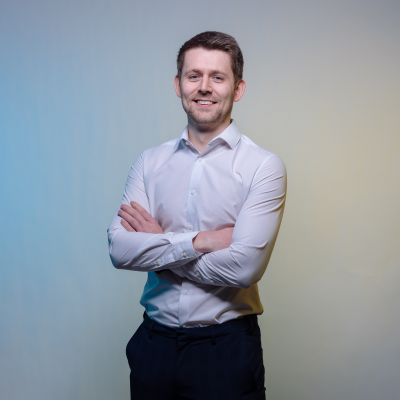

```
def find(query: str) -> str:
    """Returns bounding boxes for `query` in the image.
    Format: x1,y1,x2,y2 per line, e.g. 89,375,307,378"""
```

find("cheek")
217,93,231,105
181,84,197,99
215,86,234,102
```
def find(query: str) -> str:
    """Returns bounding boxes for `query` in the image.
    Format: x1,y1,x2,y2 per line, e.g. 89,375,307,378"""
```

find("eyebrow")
186,69,228,76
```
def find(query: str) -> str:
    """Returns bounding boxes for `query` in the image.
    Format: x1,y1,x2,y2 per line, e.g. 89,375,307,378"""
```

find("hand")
118,201,164,234
193,227,234,253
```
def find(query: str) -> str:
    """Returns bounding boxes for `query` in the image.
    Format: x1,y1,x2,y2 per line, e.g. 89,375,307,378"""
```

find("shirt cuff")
170,231,200,262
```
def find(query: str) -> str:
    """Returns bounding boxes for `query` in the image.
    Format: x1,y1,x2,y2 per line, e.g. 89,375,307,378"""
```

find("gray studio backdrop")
1,1,399,399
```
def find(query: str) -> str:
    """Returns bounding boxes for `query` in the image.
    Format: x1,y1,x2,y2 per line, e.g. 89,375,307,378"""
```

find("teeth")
197,101,213,105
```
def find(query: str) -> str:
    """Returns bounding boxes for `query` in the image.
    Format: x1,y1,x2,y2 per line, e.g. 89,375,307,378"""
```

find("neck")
187,117,232,153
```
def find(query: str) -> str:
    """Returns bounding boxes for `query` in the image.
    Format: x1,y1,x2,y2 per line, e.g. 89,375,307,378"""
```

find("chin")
189,108,223,126
183,100,231,128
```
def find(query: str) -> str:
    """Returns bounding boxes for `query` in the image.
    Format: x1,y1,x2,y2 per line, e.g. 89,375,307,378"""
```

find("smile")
194,100,217,106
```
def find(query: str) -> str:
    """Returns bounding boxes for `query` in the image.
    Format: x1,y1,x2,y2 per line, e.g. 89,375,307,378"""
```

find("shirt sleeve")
107,152,202,272
177,155,287,289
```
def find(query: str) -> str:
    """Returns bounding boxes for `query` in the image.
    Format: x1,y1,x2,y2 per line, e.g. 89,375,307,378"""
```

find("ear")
233,79,246,102
174,75,182,98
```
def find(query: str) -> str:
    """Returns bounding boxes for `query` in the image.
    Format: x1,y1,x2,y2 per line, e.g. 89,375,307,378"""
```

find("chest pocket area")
195,165,243,231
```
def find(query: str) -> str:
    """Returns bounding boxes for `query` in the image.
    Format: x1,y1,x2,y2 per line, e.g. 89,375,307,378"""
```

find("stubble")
182,94,234,130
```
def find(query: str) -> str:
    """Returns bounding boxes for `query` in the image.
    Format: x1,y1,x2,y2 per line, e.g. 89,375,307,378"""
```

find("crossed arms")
118,201,234,254
107,153,286,289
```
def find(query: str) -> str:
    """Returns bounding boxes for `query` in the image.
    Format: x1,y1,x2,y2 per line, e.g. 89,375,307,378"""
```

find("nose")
199,75,212,94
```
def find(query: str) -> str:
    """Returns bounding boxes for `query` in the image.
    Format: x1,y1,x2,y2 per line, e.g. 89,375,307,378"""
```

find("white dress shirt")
107,120,286,328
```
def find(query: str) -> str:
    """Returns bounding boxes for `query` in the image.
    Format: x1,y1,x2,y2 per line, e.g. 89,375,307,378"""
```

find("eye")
189,75,199,80
214,76,223,81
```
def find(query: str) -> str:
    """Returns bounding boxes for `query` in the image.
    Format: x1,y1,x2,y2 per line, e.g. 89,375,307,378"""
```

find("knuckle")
142,222,149,230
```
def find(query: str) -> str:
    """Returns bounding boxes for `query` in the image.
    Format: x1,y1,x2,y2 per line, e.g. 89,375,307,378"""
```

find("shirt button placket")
186,154,203,235
180,155,203,328
179,281,191,329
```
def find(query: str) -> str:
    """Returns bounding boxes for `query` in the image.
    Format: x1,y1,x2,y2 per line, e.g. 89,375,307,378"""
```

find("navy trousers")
126,312,266,400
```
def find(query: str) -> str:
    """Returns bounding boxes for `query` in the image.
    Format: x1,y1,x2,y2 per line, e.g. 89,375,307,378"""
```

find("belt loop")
211,325,216,346
148,319,155,340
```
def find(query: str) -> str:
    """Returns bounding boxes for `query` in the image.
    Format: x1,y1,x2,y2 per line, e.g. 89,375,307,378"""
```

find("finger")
120,204,147,226
118,209,143,232
120,219,136,232
119,211,137,231
130,201,153,222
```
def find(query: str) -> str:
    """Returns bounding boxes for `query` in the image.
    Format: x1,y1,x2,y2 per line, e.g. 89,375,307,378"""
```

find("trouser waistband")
142,311,259,341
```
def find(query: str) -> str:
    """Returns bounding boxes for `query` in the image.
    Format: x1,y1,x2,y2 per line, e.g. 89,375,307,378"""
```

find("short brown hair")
177,31,244,85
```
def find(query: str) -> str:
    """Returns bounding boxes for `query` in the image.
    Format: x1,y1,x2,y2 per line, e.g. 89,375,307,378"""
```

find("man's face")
174,47,245,130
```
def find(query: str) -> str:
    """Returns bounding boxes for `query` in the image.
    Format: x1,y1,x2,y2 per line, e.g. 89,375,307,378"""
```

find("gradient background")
1,1,399,399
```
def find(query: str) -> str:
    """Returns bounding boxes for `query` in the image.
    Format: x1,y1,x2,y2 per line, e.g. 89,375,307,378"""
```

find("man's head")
174,31,245,132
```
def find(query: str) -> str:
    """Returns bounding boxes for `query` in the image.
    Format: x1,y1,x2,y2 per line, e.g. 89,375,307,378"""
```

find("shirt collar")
173,120,242,151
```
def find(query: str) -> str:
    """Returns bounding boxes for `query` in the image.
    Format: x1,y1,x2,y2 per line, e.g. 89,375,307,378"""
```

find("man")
107,31,286,400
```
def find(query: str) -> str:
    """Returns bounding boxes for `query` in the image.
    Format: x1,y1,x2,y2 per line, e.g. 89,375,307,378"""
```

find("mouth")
193,99,217,107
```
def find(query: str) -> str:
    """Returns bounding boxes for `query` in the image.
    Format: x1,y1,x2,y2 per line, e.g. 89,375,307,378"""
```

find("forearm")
108,212,201,271
192,228,234,253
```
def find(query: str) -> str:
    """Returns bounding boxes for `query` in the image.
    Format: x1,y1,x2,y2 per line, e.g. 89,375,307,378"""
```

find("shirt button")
184,290,188,295
183,324,187,328
198,158,202,162
185,141,189,145
157,261,161,266
189,224,193,230
191,190,196,195
196,272,200,277
183,252,187,258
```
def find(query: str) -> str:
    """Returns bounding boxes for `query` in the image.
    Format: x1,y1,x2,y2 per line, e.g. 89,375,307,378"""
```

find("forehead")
182,48,233,76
